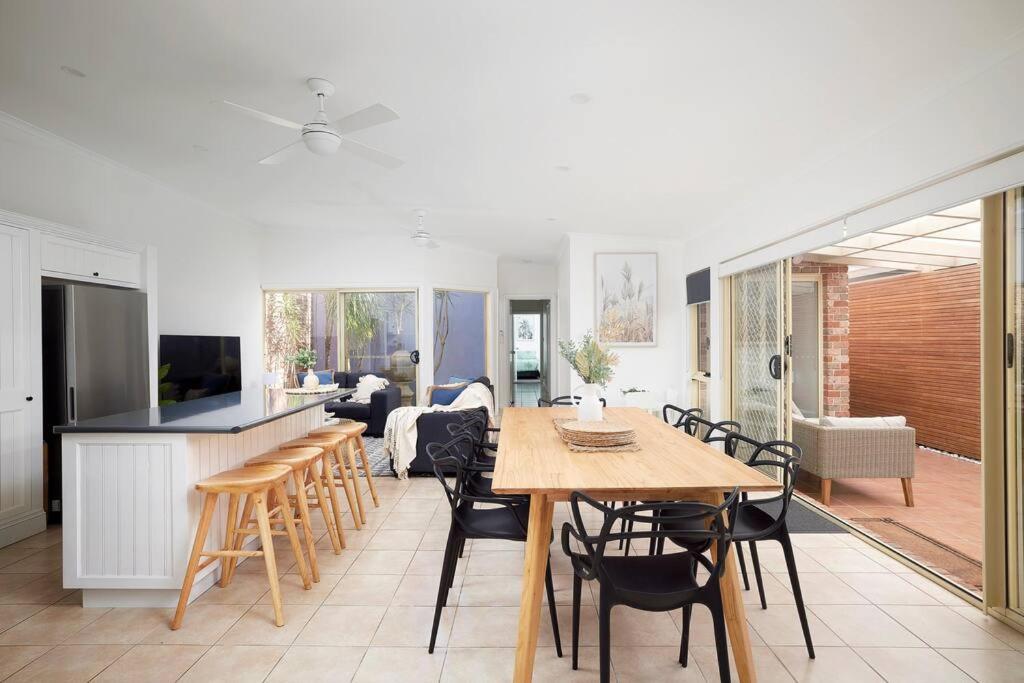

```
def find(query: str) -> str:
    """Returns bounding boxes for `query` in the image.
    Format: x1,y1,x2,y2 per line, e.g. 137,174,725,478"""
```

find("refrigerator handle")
68,386,76,422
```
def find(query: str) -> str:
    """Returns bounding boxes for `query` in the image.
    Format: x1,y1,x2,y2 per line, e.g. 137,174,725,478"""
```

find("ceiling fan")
410,210,439,249
223,77,403,167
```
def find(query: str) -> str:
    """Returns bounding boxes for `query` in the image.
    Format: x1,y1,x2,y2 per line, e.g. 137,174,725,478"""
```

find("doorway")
508,299,552,407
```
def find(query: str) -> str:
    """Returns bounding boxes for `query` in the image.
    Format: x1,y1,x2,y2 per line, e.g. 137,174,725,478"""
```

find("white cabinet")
0,225,46,546
41,234,141,287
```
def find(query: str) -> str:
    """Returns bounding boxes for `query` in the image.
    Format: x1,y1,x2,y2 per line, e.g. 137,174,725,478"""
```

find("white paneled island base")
58,390,346,608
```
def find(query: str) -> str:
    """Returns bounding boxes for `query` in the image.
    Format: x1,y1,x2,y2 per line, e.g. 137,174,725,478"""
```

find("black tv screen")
158,335,242,403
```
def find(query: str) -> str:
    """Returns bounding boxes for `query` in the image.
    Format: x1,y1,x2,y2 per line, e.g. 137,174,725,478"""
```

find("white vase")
302,369,320,389
573,383,604,422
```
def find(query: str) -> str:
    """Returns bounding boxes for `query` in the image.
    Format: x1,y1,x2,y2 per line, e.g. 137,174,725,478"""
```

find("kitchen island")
56,388,352,608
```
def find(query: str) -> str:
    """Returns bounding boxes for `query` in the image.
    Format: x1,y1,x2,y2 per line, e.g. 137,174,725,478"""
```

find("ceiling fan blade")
258,139,304,165
223,100,303,130
332,103,400,135
339,138,404,169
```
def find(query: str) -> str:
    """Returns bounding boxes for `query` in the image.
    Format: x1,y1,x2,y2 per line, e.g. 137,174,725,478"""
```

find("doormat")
851,517,981,592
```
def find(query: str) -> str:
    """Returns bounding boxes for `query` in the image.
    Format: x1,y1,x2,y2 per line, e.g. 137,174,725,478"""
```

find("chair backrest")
724,432,802,535
681,414,741,445
662,404,703,429
443,407,489,441
562,489,740,587
538,395,608,407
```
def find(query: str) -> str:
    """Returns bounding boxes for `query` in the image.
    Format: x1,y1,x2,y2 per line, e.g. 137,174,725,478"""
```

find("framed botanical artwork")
595,252,657,346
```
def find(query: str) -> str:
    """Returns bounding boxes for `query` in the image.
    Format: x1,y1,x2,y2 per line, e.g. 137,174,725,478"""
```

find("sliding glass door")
433,289,488,384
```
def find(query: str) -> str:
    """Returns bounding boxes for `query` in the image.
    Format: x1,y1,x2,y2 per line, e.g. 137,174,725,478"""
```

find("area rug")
362,436,394,477
754,498,847,534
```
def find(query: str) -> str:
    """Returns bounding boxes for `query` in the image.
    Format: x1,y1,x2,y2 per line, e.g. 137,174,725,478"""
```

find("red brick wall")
792,261,849,417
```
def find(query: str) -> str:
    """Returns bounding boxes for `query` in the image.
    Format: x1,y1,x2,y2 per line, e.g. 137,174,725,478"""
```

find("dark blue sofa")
302,371,401,438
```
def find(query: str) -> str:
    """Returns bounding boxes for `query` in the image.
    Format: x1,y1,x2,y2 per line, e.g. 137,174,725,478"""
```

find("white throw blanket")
383,382,495,478
351,374,389,404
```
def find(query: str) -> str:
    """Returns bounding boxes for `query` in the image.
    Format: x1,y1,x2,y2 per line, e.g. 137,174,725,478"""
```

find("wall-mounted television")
158,335,242,403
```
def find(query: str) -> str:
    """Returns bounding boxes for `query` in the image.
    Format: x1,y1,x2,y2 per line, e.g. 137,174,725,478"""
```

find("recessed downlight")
546,217,558,222
192,144,209,153
569,93,591,104
554,165,571,172
60,65,86,78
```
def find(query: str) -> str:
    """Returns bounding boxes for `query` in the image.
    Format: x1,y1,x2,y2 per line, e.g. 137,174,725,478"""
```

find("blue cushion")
448,376,477,385
295,370,336,387
431,385,467,406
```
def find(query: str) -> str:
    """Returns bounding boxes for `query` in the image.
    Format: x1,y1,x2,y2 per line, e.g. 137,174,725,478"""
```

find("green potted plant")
287,347,319,388
620,386,651,409
558,331,619,421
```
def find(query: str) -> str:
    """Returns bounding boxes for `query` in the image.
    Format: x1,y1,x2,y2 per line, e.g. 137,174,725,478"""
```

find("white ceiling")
2,1,1023,260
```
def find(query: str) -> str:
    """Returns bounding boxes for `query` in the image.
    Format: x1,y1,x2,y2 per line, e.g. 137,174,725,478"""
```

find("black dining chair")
561,489,741,683
666,433,815,659
662,404,703,429
425,435,562,657
538,395,607,407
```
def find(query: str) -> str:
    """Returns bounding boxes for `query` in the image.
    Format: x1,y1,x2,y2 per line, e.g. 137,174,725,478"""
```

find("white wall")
259,226,499,403
0,113,265,388
559,232,687,407
497,259,557,295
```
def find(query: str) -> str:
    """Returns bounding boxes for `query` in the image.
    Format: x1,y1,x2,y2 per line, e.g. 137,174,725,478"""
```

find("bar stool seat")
172,463,308,630
311,422,381,510
280,435,363,530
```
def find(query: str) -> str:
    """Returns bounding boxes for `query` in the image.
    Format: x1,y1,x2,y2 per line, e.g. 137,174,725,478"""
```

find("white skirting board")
61,406,324,607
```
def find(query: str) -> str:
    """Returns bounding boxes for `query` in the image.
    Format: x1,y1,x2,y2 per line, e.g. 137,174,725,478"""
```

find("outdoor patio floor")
796,447,983,593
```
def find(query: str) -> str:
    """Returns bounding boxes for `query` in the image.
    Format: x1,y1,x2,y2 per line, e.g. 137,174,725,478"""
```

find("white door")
0,224,43,543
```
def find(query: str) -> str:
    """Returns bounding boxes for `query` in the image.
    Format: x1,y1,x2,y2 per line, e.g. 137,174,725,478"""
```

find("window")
433,289,488,383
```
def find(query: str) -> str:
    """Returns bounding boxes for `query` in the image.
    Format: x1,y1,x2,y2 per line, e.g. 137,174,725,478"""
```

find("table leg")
707,492,757,683
512,493,554,683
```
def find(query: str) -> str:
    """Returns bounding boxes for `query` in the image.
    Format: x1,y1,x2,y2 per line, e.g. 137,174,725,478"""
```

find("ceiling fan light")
302,129,341,156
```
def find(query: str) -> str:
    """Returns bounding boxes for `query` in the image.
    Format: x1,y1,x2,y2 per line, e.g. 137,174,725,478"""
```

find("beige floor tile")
6,643,130,682
741,545,828,574
0,573,45,598
745,603,843,648
772,571,865,605
808,604,924,647
0,546,62,574
0,604,44,633
611,645,706,681
606,605,681,647
947,605,1024,650
371,605,455,647
195,572,270,605
407,550,467,576
937,648,1024,683
854,646,973,682
418,529,453,551
738,572,797,606
441,647,514,682
898,572,973,606
142,604,248,645
832,572,939,606
355,645,447,682
0,605,109,645
391,497,442,514
392,573,462,607
218,603,317,645
93,644,208,682
772,645,882,682
65,607,171,644
881,605,1014,649
448,605,579,648
458,574,531,606
669,603,765,647
348,550,416,575
689,645,794,683
326,573,403,606
8,527,62,551
0,571,75,604
258,572,341,605
265,645,365,683
789,534,850,549
800,547,889,573
365,529,426,551
179,644,286,682
0,547,44,571
0,645,51,679
379,512,432,531
295,605,386,646
465,550,526,576
853,546,919,573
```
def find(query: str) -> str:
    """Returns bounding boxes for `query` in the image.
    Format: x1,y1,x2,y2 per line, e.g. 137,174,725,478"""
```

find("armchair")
322,371,401,437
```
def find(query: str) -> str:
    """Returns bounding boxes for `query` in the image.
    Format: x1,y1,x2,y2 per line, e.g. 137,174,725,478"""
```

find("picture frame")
594,252,657,346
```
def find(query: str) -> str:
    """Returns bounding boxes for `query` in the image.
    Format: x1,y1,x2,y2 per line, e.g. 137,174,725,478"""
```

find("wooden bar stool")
311,422,380,509
280,434,363,530
171,463,308,630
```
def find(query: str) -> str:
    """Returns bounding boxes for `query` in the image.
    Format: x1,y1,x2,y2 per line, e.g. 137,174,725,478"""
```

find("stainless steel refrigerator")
42,284,149,519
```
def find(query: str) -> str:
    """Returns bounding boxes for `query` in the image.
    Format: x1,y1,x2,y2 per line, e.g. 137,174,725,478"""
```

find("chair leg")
545,557,562,658
821,478,832,506
598,589,612,683
457,537,466,559
709,592,731,683
780,530,815,659
309,458,342,553
274,481,311,590
223,493,254,587
572,574,581,670
429,527,459,653
171,491,218,630
735,540,750,591
287,473,318,585
345,441,368,524
679,604,692,666
319,452,347,548
332,444,362,530
255,490,285,627
355,434,381,507
219,493,239,587
749,541,767,610
901,477,915,507
624,517,634,556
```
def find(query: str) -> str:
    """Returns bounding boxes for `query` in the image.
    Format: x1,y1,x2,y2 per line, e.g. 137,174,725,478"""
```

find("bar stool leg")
310,456,343,553
291,470,320,583
319,453,348,548
219,493,239,587
223,493,255,587
255,490,286,627
171,491,218,630
332,443,362,530
345,440,368,525
355,434,380,508
274,481,311,590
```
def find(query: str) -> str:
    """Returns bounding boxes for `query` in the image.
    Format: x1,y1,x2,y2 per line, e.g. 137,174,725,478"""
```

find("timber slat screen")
848,264,980,459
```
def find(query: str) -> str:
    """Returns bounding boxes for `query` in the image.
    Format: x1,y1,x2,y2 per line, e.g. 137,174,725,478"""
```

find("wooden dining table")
491,407,781,683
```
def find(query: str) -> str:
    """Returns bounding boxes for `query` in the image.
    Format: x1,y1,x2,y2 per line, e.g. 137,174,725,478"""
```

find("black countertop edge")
54,388,355,435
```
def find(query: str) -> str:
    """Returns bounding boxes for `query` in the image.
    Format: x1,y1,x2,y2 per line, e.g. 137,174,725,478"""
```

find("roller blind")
685,268,710,305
